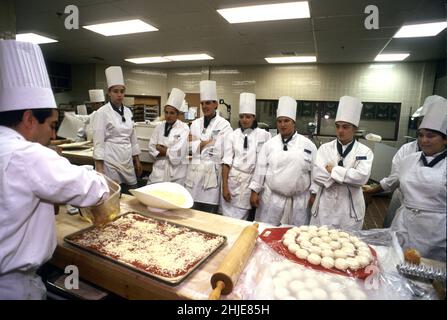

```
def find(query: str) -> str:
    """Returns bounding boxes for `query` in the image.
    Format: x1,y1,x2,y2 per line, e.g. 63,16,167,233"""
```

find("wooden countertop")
51,194,251,300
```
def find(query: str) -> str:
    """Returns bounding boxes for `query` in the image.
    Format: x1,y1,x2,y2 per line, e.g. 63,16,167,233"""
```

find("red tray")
259,227,378,280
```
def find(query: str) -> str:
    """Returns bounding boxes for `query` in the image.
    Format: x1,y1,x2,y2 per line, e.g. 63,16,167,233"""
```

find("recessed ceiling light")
164,54,214,61
265,56,316,63
374,53,409,62
125,57,170,64
16,33,58,44
217,1,310,24
83,19,158,36
369,64,394,69
394,21,447,38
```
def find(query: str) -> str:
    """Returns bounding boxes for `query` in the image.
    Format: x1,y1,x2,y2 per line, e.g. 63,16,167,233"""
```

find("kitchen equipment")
397,263,446,282
209,222,259,300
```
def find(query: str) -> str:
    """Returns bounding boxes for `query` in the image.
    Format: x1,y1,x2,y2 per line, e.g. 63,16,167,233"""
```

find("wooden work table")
51,195,251,300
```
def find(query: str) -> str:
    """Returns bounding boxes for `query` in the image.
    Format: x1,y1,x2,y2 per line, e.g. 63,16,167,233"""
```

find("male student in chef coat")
185,80,232,214
365,95,446,227
147,88,190,185
0,40,110,300
249,96,317,226
310,96,373,230
75,89,105,141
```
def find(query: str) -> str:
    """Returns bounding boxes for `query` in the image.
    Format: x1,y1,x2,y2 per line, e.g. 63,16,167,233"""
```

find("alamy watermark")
64,265,79,290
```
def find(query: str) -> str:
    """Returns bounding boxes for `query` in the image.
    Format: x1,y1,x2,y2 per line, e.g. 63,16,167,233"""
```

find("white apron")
0,272,46,300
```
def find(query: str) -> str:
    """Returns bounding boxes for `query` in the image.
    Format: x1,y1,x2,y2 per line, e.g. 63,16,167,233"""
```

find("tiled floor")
363,194,391,230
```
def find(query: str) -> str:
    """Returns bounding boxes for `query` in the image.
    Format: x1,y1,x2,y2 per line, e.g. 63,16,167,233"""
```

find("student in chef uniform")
249,96,317,226
76,89,105,141
0,40,110,300
185,80,232,214
92,66,142,193
310,96,373,230
147,88,190,185
221,93,271,220
365,95,446,227
391,99,447,261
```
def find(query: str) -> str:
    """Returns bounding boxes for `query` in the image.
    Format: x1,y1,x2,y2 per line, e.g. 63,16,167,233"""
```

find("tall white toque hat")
105,66,125,89
335,95,363,126
239,92,256,115
420,95,445,117
89,89,105,103
419,96,447,134
0,40,57,111
277,96,297,121
166,88,186,111
200,80,217,101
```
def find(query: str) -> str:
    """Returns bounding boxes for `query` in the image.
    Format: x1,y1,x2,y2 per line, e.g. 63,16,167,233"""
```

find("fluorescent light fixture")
164,54,214,61
369,64,394,69
125,57,170,64
374,53,409,62
16,33,58,44
83,19,158,36
394,21,447,38
265,56,316,63
217,1,310,24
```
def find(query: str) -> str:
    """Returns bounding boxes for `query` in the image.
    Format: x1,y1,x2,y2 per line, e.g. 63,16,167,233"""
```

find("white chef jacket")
249,132,317,226
391,151,446,261
311,139,373,230
221,127,271,219
185,114,232,205
92,102,141,185
0,126,109,298
147,120,190,185
75,111,97,141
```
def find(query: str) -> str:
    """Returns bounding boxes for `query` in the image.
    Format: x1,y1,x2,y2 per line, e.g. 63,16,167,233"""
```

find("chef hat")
180,100,189,113
105,66,125,89
200,80,217,101
89,89,105,103
276,96,297,121
419,97,447,135
166,88,185,111
0,40,56,111
239,92,256,115
420,95,445,117
335,96,363,126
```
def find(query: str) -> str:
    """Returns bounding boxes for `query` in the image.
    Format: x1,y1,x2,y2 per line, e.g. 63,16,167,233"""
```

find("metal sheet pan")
64,211,227,286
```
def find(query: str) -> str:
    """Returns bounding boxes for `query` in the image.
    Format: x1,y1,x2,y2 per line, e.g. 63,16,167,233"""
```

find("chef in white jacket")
365,95,446,227
93,66,142,193
221,93,271,220
249,96,317,226
147,88,190,185
76,89,105,141
391,99,447,261
185,80,232,213
0,40,109,300
311,96,373,230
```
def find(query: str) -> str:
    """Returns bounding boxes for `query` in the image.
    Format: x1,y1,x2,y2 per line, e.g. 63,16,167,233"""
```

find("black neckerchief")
281,131,296,151
420,150,447,167
337,139,355,166
111,102,125,122
203,112,217,129
241,122,258,150
164,121,175,137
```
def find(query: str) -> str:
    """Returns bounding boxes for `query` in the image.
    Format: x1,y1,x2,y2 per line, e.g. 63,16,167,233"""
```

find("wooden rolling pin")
209,222,259,300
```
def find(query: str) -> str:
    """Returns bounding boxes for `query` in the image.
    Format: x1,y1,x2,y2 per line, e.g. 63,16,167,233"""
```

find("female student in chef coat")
365,95,446,227
185,80,232,214
147,88,190,185
221,93,271,220
0,40,109,299
92,66,142,193
310,96,373,230
249,96,317,226
391,100,447,261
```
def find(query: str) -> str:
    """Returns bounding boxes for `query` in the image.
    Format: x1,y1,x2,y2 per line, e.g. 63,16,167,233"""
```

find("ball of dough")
338,237,350,244
349,288,368,300
321,256,335,269
307,253,322,265
289,268,302,280
327,281,343,292
298,225,310,232
331,291,348,300
312,288,329,300
289,280,306,294
297,234,310,244
329,241,341,250
285,228,297,236
300,240,313,250
288,243,300,254
334,258,348,271
346,257,360,270
291,226,300,233
311,237,323,245
334,249,348,259
276,270,291,280
357,249,372,260
356,255,371,268
338,231,350,238
330,233,340,241
350,235,359,243
321,236,332,243
321,249,335,258
355,241,369,249
273,277,288,288
308,225,318,231
341,247,355,257
309,246,322,255
296,289,314,300
307,230,319,238
274,286,290,299
304,277,320,289
317,230,329,237
328,228,339,234
283,238,294,247
319,242,332,251
342,242,355,250
295,248,309,259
